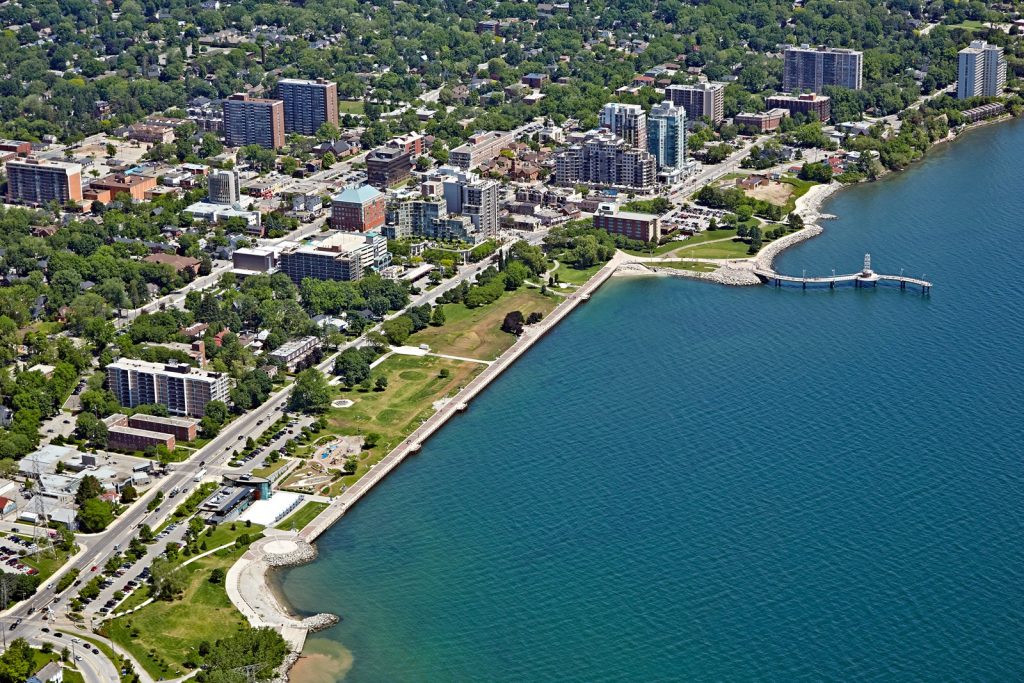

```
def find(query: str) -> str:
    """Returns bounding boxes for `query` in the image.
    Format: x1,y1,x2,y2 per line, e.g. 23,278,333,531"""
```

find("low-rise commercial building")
127,123,175,144
103,414,177,452
86,173,158,202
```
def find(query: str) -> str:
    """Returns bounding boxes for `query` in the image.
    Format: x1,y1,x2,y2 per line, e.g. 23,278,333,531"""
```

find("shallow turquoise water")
281,119,1024,681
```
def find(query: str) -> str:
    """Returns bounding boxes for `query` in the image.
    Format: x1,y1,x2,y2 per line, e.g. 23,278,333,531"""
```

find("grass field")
551,261,603,284
676,240,753,259
337,100,365,115
276,501,328,530
105,545,249,679
408,288,558,361
286,354,484,494
651,261,719,272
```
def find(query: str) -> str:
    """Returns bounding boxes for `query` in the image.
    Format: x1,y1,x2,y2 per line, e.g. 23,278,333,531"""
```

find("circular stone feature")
263,538,300,555
332,399,354,408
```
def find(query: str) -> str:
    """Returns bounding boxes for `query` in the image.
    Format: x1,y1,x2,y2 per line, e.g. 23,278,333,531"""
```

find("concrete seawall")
299,253,621,541
227,254,624,650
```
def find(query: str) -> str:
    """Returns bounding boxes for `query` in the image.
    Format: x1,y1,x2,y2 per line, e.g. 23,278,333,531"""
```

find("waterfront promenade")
227,253,624,649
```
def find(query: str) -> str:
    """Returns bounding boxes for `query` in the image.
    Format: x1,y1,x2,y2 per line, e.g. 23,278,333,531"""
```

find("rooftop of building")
768,92,830,102
332,184,384,205
278,77,334,86
7,157,82,171
270,335,320,356
107,357,225,378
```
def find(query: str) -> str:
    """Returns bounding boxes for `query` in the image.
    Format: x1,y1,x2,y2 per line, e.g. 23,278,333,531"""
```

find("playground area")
281,435,364,494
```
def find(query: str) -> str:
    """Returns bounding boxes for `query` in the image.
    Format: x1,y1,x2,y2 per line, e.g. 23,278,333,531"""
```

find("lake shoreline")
248,112,1018,683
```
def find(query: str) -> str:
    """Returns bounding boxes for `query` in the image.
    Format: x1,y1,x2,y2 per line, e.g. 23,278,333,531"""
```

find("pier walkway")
755,254,932,293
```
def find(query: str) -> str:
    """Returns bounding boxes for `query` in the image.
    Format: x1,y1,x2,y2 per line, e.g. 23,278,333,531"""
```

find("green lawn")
22,545,73,581
252,458,289,479
338,100,365,115
676,240,753,259
276,501,328,530
285,354,483,494
651,261,719,272
104,545,249,679
648,229,741,258
551,261,603,284
945,20,986,31
408,288,558,361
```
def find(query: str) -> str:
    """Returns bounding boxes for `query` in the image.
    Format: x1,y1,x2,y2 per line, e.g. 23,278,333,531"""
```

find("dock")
755,254,932,293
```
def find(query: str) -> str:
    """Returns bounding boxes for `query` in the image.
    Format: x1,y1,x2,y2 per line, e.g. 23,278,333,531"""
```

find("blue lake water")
280,118,1024,681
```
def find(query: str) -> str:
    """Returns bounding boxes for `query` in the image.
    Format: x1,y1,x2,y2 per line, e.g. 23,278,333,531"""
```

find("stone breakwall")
754,224,824,271
263,539,318,567
615,262,762,287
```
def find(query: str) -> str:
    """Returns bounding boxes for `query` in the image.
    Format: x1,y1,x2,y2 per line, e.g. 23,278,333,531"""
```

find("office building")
331,185,386,232
449,130,518,170
647,101,687,173
735,108,790,132
208,169,240,204
600,103,647,149
279,231,390,283
957,40,1006,99
782,45,863,92
366,146,413,189
277,78,338,135
593,203,661,243
443,172,501,238
106,358,230,418
223,93,285,149
6,158,83,206
666,82,726,124
765,93,832,122
555,129,656,192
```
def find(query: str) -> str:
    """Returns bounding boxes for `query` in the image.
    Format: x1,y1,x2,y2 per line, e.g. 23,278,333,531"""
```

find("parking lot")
0,534,43,577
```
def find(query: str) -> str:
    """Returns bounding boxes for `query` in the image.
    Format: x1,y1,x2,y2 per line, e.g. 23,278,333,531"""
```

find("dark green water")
281,119,1024,681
